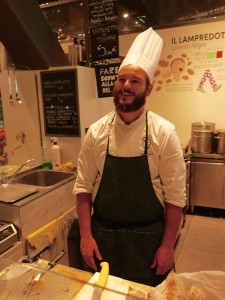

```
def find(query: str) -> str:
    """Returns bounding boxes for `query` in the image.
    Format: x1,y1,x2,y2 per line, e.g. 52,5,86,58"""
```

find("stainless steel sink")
11,169,76,188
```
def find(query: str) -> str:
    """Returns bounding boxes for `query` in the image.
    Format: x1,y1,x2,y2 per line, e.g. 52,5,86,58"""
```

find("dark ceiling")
37,0,225,42
37,0,225,23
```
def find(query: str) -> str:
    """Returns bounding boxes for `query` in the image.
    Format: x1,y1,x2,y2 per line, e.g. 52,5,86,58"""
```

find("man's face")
170,58,186,76
113,65,151,113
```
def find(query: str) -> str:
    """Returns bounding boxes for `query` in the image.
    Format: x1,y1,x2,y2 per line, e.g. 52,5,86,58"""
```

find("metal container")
191,122,215,153
191,121,215,132
215,130,225,154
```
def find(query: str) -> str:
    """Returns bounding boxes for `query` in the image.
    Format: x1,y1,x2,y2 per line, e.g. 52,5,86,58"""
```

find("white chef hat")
119,27,163,82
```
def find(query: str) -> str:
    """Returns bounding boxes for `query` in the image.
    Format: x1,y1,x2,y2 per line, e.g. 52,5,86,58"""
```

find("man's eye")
132,79,140,84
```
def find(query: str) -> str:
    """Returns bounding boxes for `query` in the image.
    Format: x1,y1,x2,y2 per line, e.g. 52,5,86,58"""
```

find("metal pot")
191,122,215,153
191,130,214,153
191,121,215,132
215,130,225,154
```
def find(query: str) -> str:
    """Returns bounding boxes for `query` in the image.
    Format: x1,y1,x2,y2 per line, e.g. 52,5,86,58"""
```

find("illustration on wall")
152,24,225,95
153,53,195,92
197,69,222,93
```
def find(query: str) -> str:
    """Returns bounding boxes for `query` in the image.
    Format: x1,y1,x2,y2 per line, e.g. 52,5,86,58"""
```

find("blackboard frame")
40,69,80,137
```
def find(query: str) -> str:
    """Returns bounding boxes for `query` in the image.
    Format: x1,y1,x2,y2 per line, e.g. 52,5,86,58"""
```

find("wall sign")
40,70,80,137
87,0,117,26
90,24,119,60
94,62,120,97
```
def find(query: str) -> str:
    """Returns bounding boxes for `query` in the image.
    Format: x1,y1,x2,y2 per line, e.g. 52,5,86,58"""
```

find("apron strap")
106,114,115,154
144,111,148,155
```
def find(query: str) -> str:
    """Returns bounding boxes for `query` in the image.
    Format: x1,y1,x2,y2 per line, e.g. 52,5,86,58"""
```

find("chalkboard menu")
86,0,119,61
88,0,117,26
94,63,120,97
40,70,80,137
90,24,119,60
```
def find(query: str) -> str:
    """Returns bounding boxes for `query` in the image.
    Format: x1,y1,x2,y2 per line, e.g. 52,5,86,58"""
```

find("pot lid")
192,121,215,125
192,130,213,133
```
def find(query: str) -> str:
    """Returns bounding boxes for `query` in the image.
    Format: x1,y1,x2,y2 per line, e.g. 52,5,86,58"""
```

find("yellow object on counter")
59,161,76,172
26,219,59,249
94,262,109,288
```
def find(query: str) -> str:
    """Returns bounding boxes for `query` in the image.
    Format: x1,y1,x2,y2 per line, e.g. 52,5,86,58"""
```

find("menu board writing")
88,0,117,26
90,24,118,60
41,70,80,136
94,63,120,97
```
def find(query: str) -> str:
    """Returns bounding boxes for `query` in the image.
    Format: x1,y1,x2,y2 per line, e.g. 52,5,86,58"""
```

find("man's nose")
124,79,131,88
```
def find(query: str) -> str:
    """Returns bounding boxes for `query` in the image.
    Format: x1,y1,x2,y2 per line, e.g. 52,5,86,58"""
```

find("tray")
0,183,37,203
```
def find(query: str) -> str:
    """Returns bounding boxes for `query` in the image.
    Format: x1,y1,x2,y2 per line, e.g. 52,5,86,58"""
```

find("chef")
73,27,186,287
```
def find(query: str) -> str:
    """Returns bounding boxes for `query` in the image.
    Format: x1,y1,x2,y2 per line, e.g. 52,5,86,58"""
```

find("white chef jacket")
73,109,186,208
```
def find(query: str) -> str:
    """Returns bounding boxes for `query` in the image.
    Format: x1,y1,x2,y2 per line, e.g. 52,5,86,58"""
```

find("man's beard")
113,88,147,113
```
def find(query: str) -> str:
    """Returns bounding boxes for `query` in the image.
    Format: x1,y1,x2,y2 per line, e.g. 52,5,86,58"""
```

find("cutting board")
74,272,154,300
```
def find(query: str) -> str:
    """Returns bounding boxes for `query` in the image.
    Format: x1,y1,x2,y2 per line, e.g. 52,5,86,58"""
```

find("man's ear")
146,84,153,96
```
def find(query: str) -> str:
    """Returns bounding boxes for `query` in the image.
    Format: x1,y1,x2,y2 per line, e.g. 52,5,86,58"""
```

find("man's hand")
151,245,174,275
80,236,102,271
151,203,182,275
77,193,102,270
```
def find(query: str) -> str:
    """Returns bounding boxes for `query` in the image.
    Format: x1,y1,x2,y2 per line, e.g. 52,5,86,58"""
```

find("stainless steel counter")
191,152,225,160
0,169,76,249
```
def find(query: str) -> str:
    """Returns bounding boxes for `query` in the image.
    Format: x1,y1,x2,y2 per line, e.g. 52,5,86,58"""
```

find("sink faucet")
0,167,13,184
7,158,35,184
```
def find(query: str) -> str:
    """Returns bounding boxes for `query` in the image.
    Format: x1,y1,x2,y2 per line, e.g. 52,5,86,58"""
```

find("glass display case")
0,256,154,299
1,255,225,299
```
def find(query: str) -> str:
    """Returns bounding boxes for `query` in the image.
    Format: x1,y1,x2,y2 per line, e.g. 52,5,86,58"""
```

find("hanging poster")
40,70,80,137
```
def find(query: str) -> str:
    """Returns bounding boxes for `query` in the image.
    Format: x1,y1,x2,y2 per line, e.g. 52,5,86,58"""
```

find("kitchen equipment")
0,221,18,254
91,262,109,300
6,65,14,107
25,249,66,295
191,122,215,153
214,130,225,154
190,157,224,212
12,64,22,104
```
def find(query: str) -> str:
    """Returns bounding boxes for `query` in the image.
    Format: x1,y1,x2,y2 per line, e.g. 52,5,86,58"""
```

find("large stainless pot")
191,122,215,153
215,130,225,154
191,130,214,153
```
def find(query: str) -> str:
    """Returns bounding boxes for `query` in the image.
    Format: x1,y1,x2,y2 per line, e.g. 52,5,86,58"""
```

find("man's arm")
76,192,102,271
151,202,183,275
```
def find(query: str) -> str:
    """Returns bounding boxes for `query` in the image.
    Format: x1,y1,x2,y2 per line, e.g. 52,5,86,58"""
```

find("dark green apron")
92,113,169,286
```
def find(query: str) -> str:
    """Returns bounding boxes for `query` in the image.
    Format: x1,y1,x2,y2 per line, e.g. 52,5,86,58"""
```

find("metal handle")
7,66,14,107
12,64,22,104
22,242,51,263
48,249,66,268
191,161,224,166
